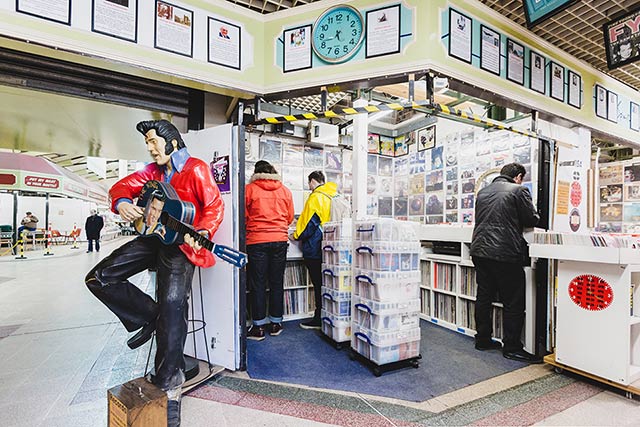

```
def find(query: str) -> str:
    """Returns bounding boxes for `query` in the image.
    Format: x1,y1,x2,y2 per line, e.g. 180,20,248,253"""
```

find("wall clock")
312,5,364,64
568,274,613,311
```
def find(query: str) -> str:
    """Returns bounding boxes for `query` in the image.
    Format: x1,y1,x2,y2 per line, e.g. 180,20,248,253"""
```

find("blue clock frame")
312,4,365,64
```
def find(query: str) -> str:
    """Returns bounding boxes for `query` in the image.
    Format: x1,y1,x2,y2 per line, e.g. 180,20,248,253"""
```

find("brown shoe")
247,325,265,341
269,323,283,336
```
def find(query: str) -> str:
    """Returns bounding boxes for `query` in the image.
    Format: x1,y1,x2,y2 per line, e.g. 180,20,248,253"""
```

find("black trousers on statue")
304,258,322,317
85,237,195,391
472,256,525,353
246,241,288,325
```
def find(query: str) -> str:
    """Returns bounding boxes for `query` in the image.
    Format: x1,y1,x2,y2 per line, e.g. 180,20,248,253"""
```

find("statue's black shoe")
126,322,155,349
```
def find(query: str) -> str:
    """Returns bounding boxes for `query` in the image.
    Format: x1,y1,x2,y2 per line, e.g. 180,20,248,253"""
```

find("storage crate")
353,296,420,331
322,241,352,266
321,309,351,342
354,241,421,271
322,265,352,291
321,286,351,316
354,219,417,242
323,219,352,242
353,269,420,301
351,325,421,365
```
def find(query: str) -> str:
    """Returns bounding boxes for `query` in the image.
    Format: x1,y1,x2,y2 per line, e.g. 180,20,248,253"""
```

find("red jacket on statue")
109,157,224,268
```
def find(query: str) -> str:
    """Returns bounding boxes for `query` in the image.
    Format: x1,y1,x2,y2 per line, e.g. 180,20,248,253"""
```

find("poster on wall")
417,126,436,151
155,0,193,57
17,0,71,24
631,102,640,132
595,85,607,119
607,91,619,123
449,9,472,64
506,38,525,85
365,4,400,59
604,8,640,70
523,0,578,28
568,70,581,108
550,61,565,101
208,17,241,70
480,25,500,75
530,51,546,94
283,25,311,73
92,0,137,42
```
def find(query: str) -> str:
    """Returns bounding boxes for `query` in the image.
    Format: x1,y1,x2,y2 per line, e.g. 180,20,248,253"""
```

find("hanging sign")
604,7,640,70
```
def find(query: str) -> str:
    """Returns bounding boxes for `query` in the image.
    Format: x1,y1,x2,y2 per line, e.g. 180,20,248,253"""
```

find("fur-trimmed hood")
249,172,284,191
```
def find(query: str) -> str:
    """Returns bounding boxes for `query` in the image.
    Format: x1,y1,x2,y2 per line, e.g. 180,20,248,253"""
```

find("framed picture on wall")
154,0,194,57
529,50,546,95
92,0,138,42
568,70,581,109
208,17,241,70
595,85,607,119
365,4,401,59
506,38,525,85
17,0,71,25
480,25,500,76
607,90,619,123
550,61,565,102
417,126,436,151
631,102,640,132
283,24,311,73
448,9,473,64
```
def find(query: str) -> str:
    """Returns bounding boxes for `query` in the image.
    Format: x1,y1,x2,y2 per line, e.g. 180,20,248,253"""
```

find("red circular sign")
568,274,613,311
570,181,582,207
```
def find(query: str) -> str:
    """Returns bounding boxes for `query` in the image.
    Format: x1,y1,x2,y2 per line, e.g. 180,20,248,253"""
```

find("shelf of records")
598,160,640,234
245,126,538,223
283,261,315,320
530,231,640,265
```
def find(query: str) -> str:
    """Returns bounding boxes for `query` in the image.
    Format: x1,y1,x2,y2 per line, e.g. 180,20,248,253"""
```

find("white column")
352,98,368,221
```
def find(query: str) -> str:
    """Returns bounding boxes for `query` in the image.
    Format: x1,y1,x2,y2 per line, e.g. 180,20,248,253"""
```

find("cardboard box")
108,377,167,427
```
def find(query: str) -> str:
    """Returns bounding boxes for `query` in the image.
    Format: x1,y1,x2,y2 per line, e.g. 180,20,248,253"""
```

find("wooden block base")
108,377,167,427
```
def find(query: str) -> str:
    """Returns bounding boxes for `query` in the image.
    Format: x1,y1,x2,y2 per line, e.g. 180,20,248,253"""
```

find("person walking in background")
245,161,294,341
471,163,541,363
18,211,38,236
85,209,104,253
293,171,336,330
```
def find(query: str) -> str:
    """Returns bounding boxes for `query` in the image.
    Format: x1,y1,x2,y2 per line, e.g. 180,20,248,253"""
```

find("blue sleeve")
297,213,321,242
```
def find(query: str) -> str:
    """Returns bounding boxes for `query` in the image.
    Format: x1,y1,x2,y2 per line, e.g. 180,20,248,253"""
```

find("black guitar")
134,180,247,268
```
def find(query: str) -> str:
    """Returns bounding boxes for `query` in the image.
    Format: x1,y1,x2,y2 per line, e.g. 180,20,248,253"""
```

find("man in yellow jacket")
293,170,336,329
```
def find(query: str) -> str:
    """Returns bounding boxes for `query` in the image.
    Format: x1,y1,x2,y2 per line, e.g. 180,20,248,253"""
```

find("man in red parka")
85,120,223,427
245,160,294,340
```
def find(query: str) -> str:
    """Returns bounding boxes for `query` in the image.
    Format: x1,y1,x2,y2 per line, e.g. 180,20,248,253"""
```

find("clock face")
312,5,364,63
568,274,613,311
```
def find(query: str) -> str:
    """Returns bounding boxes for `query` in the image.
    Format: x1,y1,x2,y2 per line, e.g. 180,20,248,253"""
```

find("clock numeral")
321,41,326,49
351,20,356,28
319,33,324,40
349,38,355,45
328,17,333,24
334,47,340,55
336,13,343,22
321,24,328,31
352,29,358,36
327,47,332,55
343,45,349,53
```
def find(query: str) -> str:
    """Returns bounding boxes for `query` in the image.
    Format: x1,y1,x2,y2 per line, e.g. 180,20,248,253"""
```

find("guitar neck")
163,214,213,251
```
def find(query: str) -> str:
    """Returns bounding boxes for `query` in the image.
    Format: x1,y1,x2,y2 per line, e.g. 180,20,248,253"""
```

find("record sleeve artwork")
568,274,613,311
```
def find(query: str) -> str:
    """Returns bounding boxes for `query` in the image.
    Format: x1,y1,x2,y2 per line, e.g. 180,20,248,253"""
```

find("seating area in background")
0,225,12,248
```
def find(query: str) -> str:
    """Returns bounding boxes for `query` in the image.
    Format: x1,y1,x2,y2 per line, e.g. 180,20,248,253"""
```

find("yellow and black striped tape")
251,100,537,138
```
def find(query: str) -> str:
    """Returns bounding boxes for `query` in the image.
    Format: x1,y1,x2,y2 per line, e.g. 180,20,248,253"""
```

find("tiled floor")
0,236,639,426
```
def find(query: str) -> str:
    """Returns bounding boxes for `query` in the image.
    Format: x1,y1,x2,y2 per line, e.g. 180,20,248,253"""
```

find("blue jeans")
18,226,36,236
87,239,100,252
247,241,288,325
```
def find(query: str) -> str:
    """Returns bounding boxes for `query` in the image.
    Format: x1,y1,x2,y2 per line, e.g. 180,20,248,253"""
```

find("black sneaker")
300,318,321,330
503,349,543,364
269,323,283,336
247,325,265,341
475,340,503,351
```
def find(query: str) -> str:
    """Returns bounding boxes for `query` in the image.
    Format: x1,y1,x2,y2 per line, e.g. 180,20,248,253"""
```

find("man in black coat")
471,163,541,363
85,209,104,253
